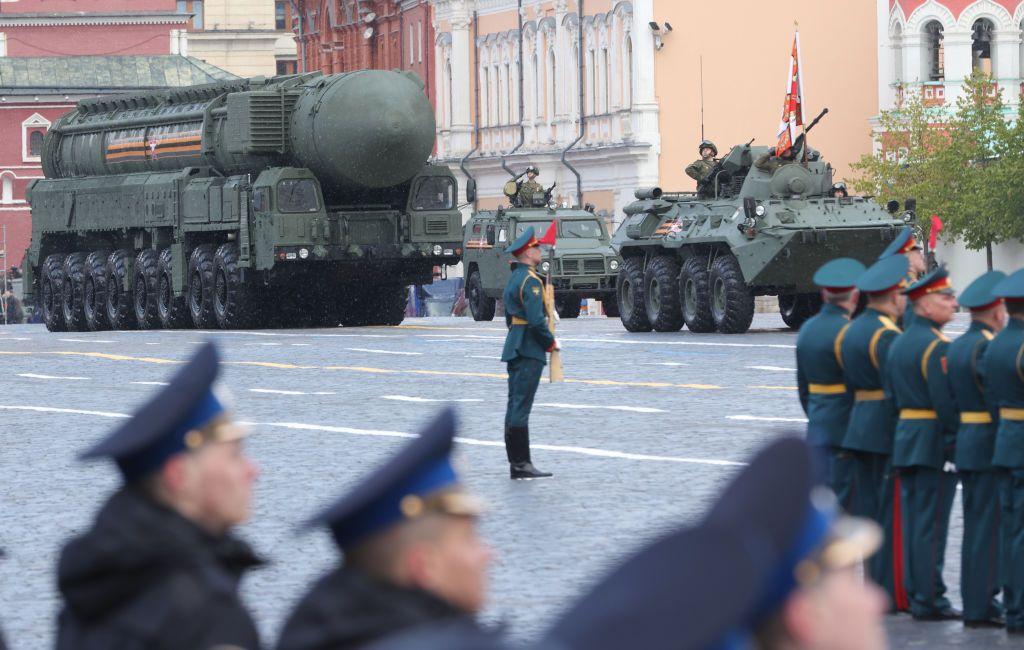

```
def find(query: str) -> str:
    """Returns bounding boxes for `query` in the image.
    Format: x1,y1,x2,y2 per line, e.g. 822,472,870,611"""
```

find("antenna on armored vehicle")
699,56,705,141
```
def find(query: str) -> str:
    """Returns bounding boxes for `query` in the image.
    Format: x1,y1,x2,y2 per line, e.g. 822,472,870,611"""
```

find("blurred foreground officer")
277,407,491,650
878,226,926,329
796,258,864,500
986,269,1024,634
56,342,262,649
839,254,908,611
502,226,556,479
949,270,1007,627
887,266,960,620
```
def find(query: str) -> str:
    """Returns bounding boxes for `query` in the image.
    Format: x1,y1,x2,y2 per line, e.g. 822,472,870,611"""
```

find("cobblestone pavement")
0,313,1017,648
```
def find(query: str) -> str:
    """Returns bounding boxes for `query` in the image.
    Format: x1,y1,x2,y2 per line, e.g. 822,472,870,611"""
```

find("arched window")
29,131,43,156
924,21,944,81
547,47,556,121
601,47,611,113
531,52,540,120
408,26,415,66
443,60,453,128
0,174,12,204
498,62,507,124
417,22,423,64
972,18,994,75
491,63,500,125
572,43,581,116
481,65,490,127
586,49,596,115
623,36,633,107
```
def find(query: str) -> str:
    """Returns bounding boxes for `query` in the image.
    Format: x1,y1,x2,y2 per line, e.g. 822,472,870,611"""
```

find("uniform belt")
808,383,846,395
1000,408,1024,421
960,411,993,424
855,389,885,401
900,408,937,420
510,316,528,325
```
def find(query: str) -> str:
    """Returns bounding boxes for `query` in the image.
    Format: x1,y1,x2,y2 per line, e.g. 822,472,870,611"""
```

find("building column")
901,32,924,84
626,0,658,187
876,0,896,110
943,30,973,104
449,2,474,156
993,29,1021,107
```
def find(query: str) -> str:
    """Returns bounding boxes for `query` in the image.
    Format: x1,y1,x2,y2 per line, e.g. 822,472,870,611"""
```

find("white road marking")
248,342,283,346
17,373,88,381
642,361,687,367
0,405,128,418
144,342,161,346
131,381,170,386
249,388,337,396
421,333,796,349
468,355,503,360
535,402,666,413
728,415,807,423
0,337,32,341
346,348,423,356
382,395,484,403
58,338,116,344
747,365,796,372
291,343,312,347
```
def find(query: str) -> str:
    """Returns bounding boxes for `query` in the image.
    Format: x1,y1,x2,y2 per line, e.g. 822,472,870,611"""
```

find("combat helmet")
698,140,717,156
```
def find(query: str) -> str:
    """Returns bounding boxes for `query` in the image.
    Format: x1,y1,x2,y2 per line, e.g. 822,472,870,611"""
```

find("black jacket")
276,567,469,650
56,487,263,650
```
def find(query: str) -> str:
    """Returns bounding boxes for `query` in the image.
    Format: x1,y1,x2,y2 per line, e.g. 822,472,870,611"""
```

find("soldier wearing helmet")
516,166,544,207
685,140,718,184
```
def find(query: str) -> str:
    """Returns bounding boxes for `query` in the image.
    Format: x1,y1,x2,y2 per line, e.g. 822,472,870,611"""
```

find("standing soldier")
839,254,909,611
878,226,926,329
501,226,557,480
277,408,492,649
796,258,864,500
887,266,960,621
517,166,544,206
949,270,1007,628
985,268,1024,635
685,140,718,183
56,342,263,648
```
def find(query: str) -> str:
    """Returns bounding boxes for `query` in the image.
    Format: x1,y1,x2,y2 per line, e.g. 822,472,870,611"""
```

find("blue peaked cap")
994,268,1024,300
79,341,227,482
813,258,866,290
879,226,920,260
506,226,538,256
959,270,1007,309
857,255,909,294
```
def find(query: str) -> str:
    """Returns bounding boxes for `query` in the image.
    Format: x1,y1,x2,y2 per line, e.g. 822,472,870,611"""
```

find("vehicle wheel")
616,257,651,332
603,296,619,317
467,270,495,321
779,293,823,330
678,255,715,333
105,250,137,330
709,253,754,334
305,283,342,328
643,255,683,332
188,244,216,328
366,284,408,326
157,248,191,329
60,252,89,332
83,251,111,331
555,293,582,319
132,250,161,329
41,254,67,332
213,243,254,329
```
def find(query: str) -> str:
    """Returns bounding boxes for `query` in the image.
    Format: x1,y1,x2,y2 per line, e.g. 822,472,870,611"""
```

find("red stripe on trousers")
892,472,910,611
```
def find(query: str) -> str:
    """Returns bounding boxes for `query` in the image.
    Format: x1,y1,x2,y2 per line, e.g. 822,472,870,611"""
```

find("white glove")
551,339,561,351
943,461,957,473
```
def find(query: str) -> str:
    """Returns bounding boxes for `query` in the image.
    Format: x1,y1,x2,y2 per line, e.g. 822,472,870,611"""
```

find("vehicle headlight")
432,244,443,255
903,211,914,223
298,247,309,260
609,259,620,271
754,205,766,217
540,261,550,273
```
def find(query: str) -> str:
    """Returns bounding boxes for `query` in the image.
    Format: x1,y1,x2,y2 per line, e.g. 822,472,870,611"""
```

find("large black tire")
616,257,651,332
41,254,67,332
779,293,823,330
643,256,683,332
188,244,216,328
157,248,191,329
213,243,254,329
709,253,755,334
60,253,89,331
555,293,582,319
367,285,408,326
132,249,161,329
467,269,495,321
105,250,137,330
678,255,715,333
602,294,619,317
84,251,111,331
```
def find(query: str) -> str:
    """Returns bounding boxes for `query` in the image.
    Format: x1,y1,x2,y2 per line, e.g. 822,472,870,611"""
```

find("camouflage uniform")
754,152,792,174
517,180,544,206
685,159,715,182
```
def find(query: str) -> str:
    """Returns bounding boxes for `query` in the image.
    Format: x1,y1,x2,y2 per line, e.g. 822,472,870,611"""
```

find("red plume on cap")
538,220,558,246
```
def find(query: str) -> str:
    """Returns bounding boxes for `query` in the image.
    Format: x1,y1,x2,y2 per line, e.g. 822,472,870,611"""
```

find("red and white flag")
776,29,805,156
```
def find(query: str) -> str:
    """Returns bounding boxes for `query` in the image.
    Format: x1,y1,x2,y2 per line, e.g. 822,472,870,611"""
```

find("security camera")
648,21,660,32
664,22,673,32
363,27,374,39
364,12,376,23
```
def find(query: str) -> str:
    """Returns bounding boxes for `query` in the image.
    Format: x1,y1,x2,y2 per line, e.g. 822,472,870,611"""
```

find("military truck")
612,141,911,334
24,70,463,332
462,182,620,320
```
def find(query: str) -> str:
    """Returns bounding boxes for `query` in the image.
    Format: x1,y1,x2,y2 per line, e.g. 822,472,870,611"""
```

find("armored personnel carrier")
612,141,911,334
25,70,463,331
462,180,620,320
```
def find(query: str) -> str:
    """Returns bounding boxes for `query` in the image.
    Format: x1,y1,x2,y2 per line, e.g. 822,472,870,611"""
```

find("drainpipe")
500,0,526,180
560,0,584,207
459,10,480,209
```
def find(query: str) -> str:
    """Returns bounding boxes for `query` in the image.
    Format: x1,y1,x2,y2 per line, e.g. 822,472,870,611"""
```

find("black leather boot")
505,426,552,479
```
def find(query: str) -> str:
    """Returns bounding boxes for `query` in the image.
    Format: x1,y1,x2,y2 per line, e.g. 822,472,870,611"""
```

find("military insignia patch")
532,287,540,296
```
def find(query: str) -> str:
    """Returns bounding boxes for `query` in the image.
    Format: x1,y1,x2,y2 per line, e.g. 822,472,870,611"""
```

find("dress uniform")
878,226,924,330
948,270,1007,627
56,342,262,650
502,226,556,480
985,269,1024,633
796,258,865,500
277,407,488,650
886,266,960,620
839,254,909,610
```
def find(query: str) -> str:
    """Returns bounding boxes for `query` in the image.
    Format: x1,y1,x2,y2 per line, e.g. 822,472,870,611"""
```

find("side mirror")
886,200,900,214
466,179,477,204
904,197,916,213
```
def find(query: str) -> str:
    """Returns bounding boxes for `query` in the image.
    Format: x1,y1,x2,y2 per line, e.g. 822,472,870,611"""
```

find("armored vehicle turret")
612,141,911,334
25,70,462,331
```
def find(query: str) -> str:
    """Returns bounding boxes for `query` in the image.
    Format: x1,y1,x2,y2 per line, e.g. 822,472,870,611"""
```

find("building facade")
180,0,298,77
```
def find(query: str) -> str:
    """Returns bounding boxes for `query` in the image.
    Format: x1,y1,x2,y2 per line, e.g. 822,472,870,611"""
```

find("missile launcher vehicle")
24,70,463,331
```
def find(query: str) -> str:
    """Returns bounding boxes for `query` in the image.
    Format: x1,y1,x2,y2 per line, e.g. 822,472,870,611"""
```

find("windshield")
560,219,603,238
277,179,320,213
412,177,455,210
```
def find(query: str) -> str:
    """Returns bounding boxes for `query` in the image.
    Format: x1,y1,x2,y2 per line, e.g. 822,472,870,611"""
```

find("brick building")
292,0,434,106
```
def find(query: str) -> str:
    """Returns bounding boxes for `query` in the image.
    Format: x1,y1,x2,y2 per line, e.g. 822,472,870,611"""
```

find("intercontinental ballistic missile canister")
26,71,463,332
